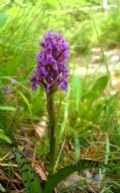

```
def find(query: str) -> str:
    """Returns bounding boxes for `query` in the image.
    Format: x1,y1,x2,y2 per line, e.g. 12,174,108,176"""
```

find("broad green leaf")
12,147,43,193
0,130,12,144
72,75,83,112
86,75,108,105
0,106,16,111
0,13,7,29
91,75,108,95
44,160,109,193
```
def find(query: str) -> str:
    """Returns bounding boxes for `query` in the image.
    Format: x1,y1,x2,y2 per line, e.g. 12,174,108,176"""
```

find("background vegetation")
0,0,120,192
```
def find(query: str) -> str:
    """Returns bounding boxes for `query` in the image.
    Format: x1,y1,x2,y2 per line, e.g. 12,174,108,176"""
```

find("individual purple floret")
31,31,70,93
10,79,16,84
5,87,12,94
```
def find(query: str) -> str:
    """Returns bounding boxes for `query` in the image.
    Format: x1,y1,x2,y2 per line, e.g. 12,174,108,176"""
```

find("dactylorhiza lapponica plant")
31,31,70,174
12,32,110,193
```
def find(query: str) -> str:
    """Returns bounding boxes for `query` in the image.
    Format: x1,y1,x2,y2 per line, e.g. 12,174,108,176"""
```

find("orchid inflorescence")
31,31,70,93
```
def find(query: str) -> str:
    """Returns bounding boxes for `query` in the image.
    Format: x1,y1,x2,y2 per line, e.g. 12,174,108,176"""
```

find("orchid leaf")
12,147,43,193
44,160,109,193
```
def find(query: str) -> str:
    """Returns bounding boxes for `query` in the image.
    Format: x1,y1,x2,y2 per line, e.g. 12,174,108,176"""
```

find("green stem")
47,92,56,175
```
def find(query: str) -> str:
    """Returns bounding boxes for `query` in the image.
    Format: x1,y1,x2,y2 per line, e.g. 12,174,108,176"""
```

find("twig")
0,152,11,162
0,163,17,167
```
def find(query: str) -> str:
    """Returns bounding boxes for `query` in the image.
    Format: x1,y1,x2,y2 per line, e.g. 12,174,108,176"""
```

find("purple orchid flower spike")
31,31,70,93
31,31,70,174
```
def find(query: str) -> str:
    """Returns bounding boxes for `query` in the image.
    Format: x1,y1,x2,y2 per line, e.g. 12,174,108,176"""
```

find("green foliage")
0,129,12,144
17,90,32,117
68,75,109,133
12,147,43,193
44,160,108,193
101,9,120,48
71,75,83,112
13,147,109,193
85,75,108,105
0,92,5,130
0,13,7,29
0,105,16,111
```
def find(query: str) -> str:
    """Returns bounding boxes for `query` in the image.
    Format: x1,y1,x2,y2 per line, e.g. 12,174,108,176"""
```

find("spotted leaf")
12,147,43,193
43,159,110,193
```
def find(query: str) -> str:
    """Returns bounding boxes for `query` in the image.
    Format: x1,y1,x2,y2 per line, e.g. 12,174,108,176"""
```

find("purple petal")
5,87,12,94
61,81,68,91
40,42,45,47
32,84,37,90
10,79,16,84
